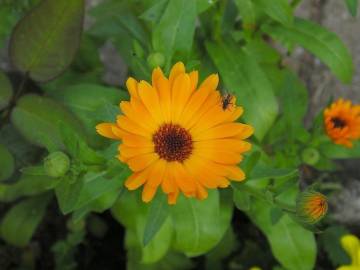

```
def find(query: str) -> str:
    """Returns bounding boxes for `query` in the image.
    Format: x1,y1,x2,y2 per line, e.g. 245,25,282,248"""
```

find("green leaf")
11,94,85,150
0,6,18,49
73,170,128,211
0,144,15,181
112,191,173,264
143,193,169,246
20,165,47,176
139,0,168,23
171,189,232,256
55,175,84,214
320,141,360,159
0,72,13,110
0,193,51,247
71,190,120,223
56,167,130,214
90,1,149,48
49,83,126,147
127,250,193,270
246,199,316,270
248,165,298,182
254,0,293,26
152,0,197,68
233,187,251,211
345,0,358,17
59,123,105,165
234,0,257,28
264,68,309,144
197,0,218,13
49,84,127,114
206,40,278,140
263,18,354,83
205,228,236,270
320,225,350,266
242,150,261,175
52,230,85,270
10,0,85,82
0,174,59,202
244,38,281,64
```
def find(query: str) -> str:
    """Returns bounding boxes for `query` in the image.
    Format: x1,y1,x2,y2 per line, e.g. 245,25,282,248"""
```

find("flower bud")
43,151,70,178
301,147,320,165
296,191,327,224
147,52,165,69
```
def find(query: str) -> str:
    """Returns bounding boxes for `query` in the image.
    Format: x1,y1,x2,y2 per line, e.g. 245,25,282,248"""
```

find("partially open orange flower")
96,62,254,204
296,191,328,224
324,99,360,148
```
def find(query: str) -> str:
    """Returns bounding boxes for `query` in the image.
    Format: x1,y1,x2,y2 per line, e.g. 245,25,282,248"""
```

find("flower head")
324,99,360,148
337,234,360,270
296,190,327,224
96,62,254,204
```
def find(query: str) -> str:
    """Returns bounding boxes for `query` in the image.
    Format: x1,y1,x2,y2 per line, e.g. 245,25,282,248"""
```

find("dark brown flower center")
153,123,193,162
331,117,346,129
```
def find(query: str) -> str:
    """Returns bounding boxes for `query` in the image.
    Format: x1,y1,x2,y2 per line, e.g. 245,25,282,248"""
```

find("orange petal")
152,67,165,90
190,105,234,134
195,183,208,200
169,162,197,193
157,75,172,122
193,123,254,141
122,133,153,148
167,189,179,205
184,91,221,129
142,183,158,203
171,73,192,123
138,80,164,124
161,170,176,194
126,77,139,98
199,74,219,91
120,101,156,132
125,168,151,190
225,166,246,181
169,62,185,86
116,115,150,138
194,149,243,164
147,159,167,187
127,153,159,172
194,139,252,153
119,144,154,159
189,70,198,91
96,123,119,139
181,86,212,127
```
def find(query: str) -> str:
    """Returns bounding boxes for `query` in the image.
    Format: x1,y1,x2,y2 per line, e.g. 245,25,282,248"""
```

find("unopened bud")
147,52,165,69
301,147,320,165
296,191,327,224
43,151,70,178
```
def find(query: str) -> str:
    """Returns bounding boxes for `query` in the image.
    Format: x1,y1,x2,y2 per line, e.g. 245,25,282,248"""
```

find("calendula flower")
296,191,327,224
96,62,254,204
324,99,360,148
337,234,360,270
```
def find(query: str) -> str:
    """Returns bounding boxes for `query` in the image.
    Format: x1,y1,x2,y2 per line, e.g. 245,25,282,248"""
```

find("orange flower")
296,191,328,224
324,99,360,148
96,62,254,204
